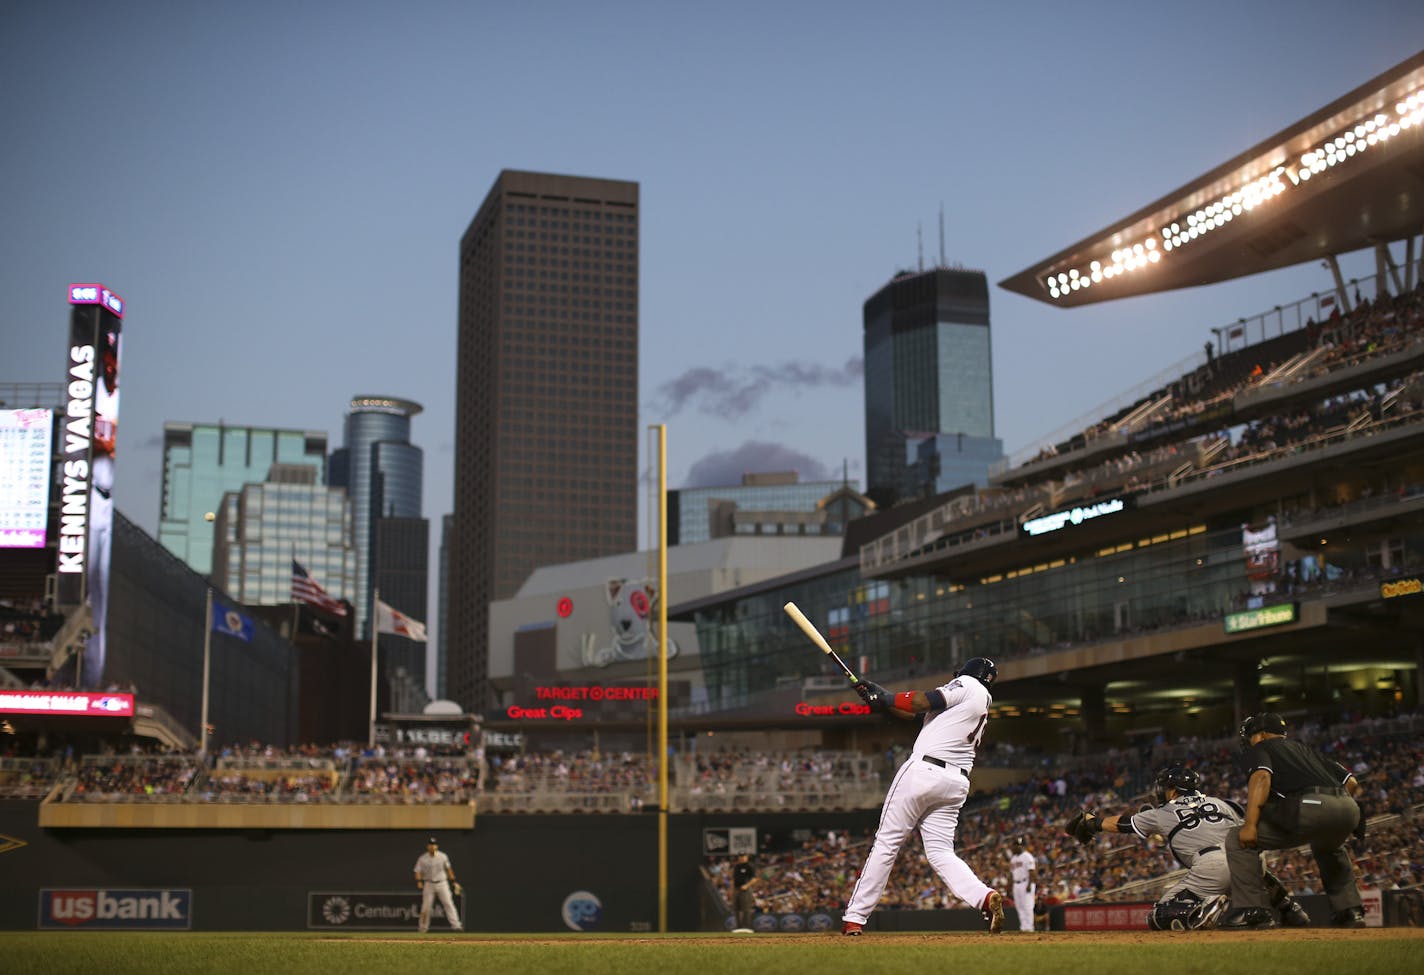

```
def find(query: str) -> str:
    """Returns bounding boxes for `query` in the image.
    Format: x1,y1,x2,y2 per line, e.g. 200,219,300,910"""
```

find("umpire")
1220,712,1366,929
731,853,760,933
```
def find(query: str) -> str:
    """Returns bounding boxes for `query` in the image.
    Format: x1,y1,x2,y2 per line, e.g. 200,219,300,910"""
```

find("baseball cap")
1240,712,1287,740
427,836,438,844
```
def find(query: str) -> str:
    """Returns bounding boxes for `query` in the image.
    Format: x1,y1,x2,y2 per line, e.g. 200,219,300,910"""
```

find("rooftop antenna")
939,203,946,268
917,222,924,273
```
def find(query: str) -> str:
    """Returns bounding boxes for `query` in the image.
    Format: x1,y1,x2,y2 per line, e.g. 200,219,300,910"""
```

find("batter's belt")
920,755,969,777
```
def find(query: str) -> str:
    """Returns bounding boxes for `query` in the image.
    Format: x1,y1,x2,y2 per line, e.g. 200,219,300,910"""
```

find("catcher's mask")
1153,764,1202,804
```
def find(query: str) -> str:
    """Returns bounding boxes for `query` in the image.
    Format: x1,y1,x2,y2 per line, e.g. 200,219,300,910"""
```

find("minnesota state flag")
212,600,255,642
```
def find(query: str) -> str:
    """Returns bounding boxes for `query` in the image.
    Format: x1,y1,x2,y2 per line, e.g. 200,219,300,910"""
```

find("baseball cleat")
1330,907,1366,928
841,921,863,936
981,891,1004,934
1218,907,1279,930
1279,899,1312,927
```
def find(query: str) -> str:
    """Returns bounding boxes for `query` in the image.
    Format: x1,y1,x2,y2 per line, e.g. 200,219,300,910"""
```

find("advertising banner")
702,827,757,856
39,888,191,930
56,286,123,689
306,890,465,930
0,690,134,717
0,409,53,548
1061,903,1151,930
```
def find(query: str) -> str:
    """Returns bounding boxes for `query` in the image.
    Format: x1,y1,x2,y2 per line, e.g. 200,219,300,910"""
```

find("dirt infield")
328,928,1424,945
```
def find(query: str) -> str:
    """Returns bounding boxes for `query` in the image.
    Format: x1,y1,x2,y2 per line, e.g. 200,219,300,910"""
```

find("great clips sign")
39,888,192,929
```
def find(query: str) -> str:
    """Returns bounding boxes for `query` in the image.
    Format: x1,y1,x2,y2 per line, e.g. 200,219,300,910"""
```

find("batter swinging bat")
783,601,861,687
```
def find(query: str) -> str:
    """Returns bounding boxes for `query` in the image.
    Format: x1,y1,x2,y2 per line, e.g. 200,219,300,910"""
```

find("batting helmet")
956,657,998,689
1239,711,1287,748
1153,764,1202,804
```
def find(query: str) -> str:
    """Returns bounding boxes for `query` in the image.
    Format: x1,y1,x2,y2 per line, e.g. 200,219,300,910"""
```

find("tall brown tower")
448,170,639,710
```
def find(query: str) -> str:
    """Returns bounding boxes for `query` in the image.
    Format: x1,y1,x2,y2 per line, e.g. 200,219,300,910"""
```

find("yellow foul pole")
656,423,669,932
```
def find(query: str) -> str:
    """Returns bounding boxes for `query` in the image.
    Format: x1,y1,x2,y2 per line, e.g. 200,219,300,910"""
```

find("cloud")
653,356,863,420
681,440,843,488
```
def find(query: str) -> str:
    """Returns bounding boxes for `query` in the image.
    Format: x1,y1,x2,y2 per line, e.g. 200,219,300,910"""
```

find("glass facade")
908,432,1006,496
936,323,994,437
863,269,1002,503
159,423,327,576
212,471,356,607
672,480,849,545
330,397,424,635
690,522,1244,712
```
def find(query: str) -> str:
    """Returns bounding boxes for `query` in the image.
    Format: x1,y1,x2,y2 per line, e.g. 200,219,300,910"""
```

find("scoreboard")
0,408,53,548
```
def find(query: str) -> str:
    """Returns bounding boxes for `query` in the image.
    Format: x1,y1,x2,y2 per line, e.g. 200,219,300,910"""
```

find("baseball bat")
783,601,861,686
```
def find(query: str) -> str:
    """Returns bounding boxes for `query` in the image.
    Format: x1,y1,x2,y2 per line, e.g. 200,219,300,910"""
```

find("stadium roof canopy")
1001,50,1424,307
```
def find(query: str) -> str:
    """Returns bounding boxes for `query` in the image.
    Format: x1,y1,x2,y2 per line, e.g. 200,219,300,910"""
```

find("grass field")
3,929,1422,975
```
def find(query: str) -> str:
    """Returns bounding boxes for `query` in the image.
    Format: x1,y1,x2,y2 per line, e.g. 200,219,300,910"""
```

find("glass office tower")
211,464,356,607
159,423,329,576
863,268,1004,506
328,396,424,636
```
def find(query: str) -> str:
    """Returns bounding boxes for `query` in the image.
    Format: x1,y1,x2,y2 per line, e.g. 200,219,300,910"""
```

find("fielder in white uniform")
841,657,1004,935
1066,764,1310,930
1009,837,1036,931
414,837,464,933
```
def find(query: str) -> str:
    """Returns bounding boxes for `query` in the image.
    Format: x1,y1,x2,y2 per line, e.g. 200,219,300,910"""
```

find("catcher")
1063,764,1311,930
414,836,465,933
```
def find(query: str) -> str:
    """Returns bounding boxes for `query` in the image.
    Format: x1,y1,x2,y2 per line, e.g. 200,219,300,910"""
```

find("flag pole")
368,587,379,748
200,587,213,757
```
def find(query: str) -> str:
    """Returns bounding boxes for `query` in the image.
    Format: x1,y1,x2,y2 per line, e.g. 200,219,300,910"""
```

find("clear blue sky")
4,2,1423,677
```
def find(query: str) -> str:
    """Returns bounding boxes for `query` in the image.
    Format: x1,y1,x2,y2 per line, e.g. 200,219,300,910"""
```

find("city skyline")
5,4,1424,692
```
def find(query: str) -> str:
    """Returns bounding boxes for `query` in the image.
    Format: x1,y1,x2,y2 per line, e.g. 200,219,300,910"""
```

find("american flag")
291,560,348,616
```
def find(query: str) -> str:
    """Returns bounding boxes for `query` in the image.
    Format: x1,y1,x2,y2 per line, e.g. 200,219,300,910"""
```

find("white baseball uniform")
843,674,994,925
414,849,463,932
1009,849,1035,931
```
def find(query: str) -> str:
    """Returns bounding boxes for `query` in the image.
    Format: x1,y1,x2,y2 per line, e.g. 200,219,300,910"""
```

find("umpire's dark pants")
1225,791,1361,915
735,888,755,929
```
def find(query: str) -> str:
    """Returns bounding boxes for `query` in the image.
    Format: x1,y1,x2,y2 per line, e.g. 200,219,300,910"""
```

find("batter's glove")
452,882,463,896
854,679,893,712
1065,810,1103,845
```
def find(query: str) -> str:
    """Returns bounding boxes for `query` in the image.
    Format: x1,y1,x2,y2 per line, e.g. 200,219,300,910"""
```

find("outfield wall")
0,801,879,932
4,803,1413,931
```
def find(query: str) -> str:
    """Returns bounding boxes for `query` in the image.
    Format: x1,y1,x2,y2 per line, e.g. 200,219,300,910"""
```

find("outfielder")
841,657,1005,935
414,836,464,933
1064,764,1310,930
1008,836,1036,932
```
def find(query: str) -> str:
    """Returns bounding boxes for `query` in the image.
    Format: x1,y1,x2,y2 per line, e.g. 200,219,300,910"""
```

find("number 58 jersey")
1129,793,1245,867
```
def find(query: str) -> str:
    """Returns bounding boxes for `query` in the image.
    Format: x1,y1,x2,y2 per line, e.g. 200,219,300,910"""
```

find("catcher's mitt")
1064,809,1102,845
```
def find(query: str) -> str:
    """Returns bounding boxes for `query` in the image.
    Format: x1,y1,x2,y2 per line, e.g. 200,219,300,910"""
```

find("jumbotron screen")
0,409,54,548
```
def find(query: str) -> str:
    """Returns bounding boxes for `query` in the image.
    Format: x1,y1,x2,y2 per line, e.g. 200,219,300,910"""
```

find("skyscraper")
211,464,356,608
327,396,424,635
448,170,639,710
863,268,1003,507
159,423,328,576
